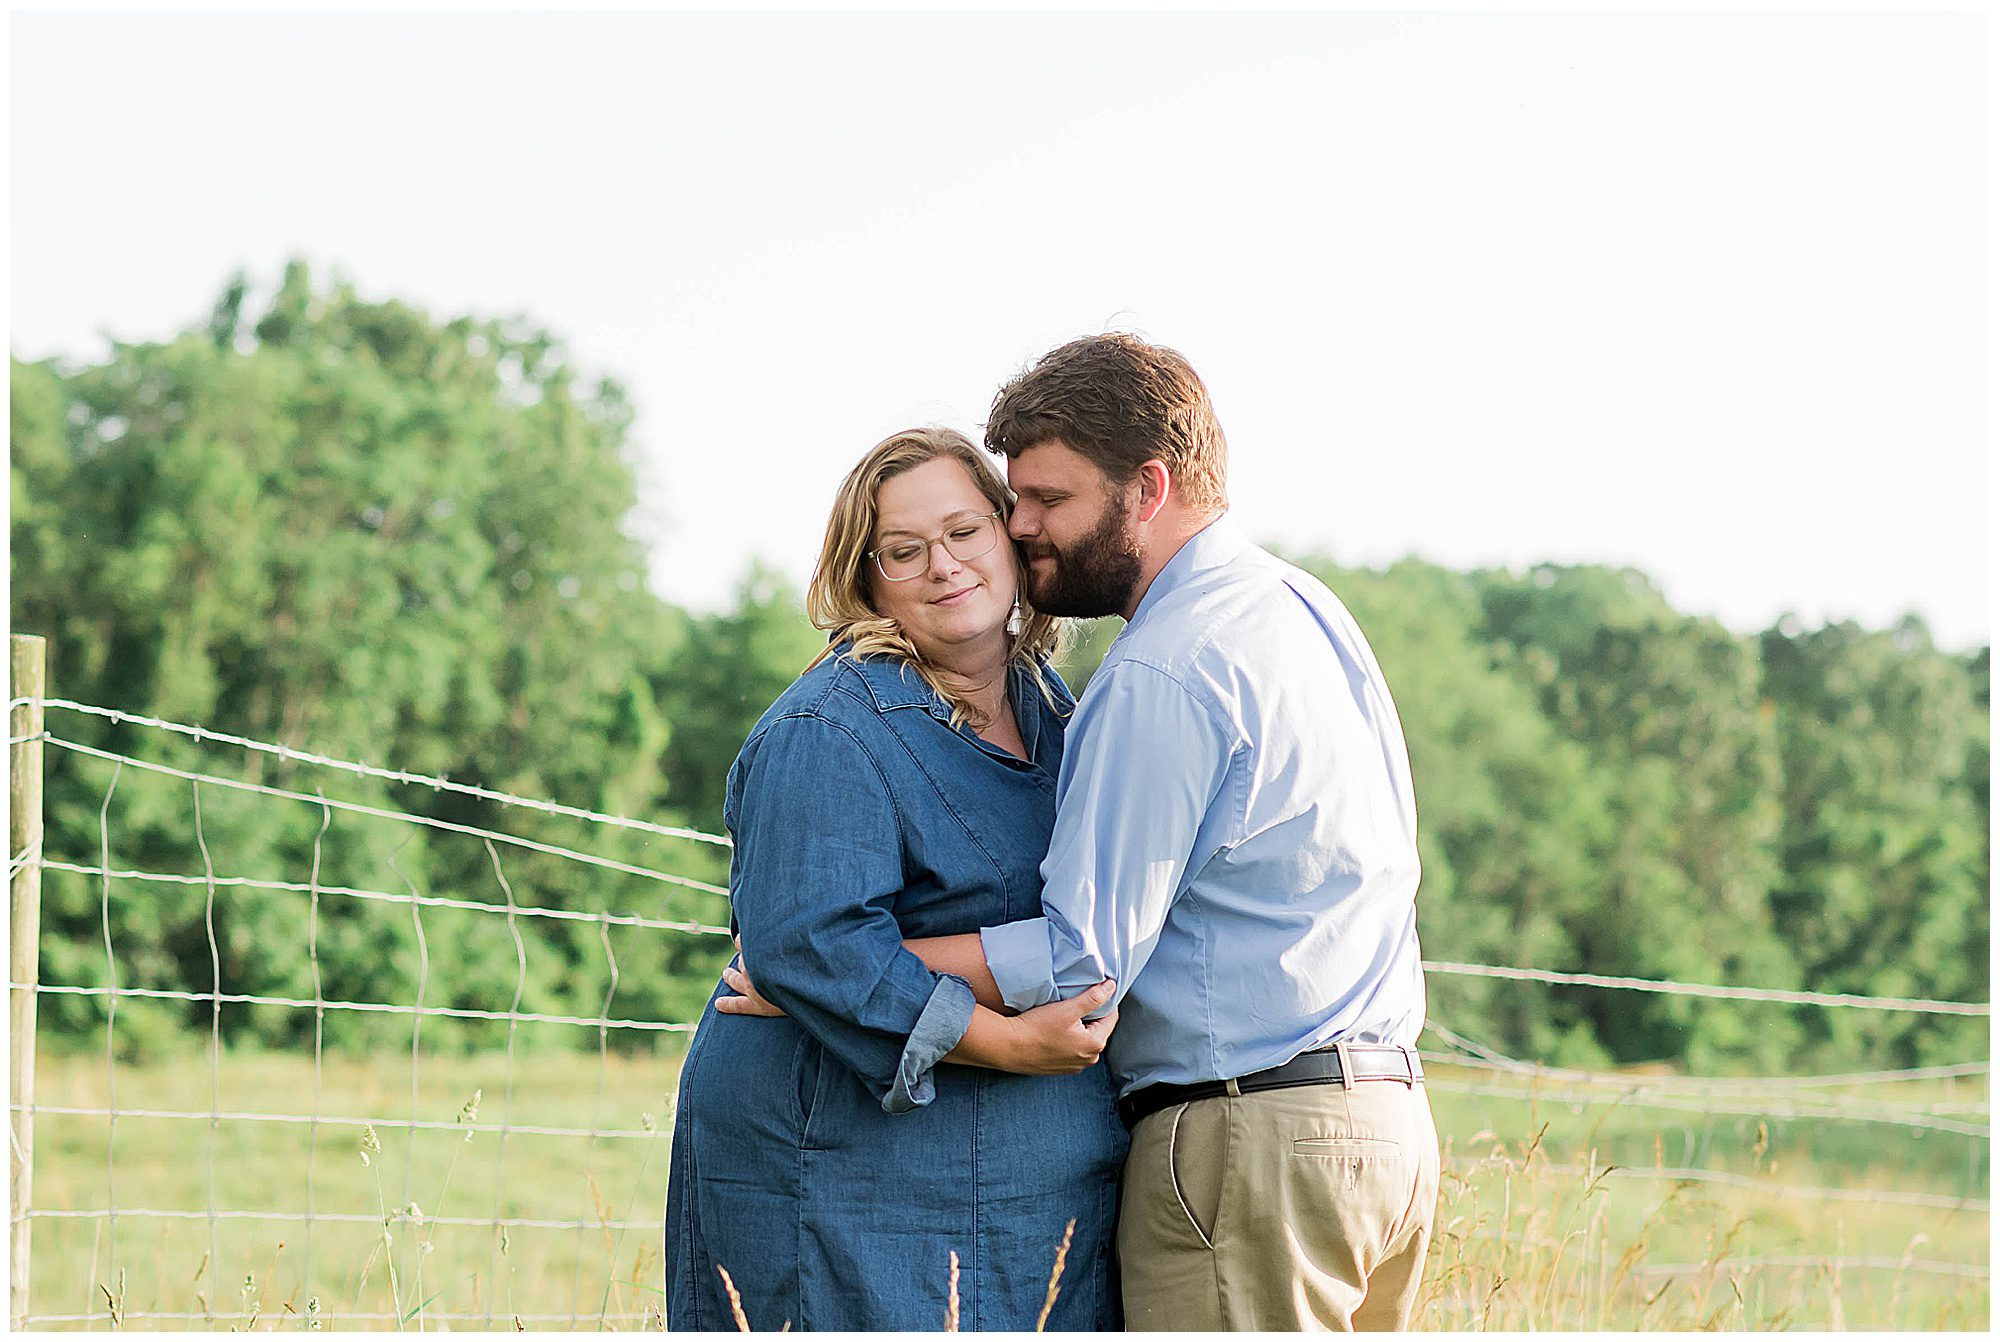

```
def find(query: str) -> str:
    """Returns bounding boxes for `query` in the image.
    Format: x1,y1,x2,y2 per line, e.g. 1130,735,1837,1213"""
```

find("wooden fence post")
10,633,46,1330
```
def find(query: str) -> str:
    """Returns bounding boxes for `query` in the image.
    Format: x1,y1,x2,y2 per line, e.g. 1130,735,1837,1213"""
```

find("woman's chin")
907,609,1011,660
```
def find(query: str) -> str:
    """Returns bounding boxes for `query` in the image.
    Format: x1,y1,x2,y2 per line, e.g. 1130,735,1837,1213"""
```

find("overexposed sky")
10,8,1991,648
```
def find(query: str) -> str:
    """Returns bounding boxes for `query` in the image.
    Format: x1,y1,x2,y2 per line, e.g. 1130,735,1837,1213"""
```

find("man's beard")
1017,499,1144,618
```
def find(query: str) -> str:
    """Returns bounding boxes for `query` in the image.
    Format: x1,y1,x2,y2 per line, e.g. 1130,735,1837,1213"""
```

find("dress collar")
842,651,947,716
841,649,1057,768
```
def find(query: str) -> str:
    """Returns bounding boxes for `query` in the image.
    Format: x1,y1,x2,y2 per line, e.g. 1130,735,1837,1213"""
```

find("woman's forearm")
722,944,1116,1077
942,1005,1023,1070
903,933,1009,1012
941,981,1118,1076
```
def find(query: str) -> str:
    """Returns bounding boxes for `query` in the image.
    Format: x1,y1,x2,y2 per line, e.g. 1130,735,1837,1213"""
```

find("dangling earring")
1006,600,1024,637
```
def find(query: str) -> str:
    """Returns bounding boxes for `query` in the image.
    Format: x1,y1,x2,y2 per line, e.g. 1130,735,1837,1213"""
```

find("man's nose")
1008,506,1039,539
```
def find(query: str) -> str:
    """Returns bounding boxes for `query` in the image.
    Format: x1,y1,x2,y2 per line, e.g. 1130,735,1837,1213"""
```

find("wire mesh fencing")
11,695,741,1329
6,694,1991,1330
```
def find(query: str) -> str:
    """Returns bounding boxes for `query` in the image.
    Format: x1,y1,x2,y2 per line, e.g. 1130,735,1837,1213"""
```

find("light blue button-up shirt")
980,515,1426,1096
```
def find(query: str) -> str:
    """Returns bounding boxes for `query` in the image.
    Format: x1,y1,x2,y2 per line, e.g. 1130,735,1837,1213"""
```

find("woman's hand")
718,943,1118,1078
948,980,1118,1075
715,942,788,1018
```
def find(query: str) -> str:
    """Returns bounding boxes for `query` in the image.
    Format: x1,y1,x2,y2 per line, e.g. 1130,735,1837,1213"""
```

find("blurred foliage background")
9,265,1988,1073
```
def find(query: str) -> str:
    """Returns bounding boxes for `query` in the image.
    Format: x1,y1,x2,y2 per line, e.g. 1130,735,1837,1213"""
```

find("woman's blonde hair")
805,426,1064,727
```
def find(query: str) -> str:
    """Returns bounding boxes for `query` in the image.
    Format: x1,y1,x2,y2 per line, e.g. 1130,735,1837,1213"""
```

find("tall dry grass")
20,1052,1989,1330
1417,1124,1989,1330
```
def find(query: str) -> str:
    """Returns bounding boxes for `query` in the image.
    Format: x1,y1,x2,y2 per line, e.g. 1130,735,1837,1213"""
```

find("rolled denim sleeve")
886,973,976,1113
727,713,969,1112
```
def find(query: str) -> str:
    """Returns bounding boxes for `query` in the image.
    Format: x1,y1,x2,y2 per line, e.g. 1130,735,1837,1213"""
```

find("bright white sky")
10,8,1992,649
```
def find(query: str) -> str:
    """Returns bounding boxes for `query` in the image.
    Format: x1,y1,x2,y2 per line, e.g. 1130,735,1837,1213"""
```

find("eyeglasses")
868,513,1003,582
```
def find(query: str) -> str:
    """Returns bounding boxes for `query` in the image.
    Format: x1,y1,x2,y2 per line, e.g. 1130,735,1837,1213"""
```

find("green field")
1416,1066,1989,1330
13,1048,1990,1330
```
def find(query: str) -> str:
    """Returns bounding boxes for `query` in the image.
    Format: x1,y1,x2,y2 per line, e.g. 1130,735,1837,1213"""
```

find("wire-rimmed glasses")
868,512,1004,582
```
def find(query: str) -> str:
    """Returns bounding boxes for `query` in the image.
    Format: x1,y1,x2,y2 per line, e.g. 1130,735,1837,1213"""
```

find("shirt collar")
1126,512,1247,631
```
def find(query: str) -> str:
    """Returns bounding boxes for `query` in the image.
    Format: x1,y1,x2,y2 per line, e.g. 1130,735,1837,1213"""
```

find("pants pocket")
1293,1132,1409,1195
793,1033,826,1147
1167,1103,1221,1250
1292,1135,1401,1157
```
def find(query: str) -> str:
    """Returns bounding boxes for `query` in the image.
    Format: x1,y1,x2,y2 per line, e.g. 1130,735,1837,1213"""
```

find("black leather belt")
1117,1043,1423,1130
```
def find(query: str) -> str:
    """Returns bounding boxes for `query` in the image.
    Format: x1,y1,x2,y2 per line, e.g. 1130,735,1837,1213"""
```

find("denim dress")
665,650,1127,1332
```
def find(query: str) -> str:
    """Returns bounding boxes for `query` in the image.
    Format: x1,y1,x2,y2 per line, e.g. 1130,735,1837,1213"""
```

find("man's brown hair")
984,333,1228,512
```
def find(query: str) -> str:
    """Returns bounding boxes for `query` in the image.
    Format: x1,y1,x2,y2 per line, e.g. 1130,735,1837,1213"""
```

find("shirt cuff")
980,917,1061,1013
883,973,975,1114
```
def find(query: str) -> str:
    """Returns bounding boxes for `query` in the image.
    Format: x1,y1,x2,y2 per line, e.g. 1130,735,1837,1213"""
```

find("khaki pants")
1117,1080,1439,1331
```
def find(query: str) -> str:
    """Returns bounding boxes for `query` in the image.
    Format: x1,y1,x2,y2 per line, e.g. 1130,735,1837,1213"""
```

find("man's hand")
715,943,1118,1079
947,979,1118,1075
714,943,787,1018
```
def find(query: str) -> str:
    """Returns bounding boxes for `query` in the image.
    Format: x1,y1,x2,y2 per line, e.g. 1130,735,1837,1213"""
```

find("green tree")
10,263,727,1054
13,265,1988,1074
1473,566,1794,1070
655,563,826,834
1301,558,1620,1065
1759,615,1989,1065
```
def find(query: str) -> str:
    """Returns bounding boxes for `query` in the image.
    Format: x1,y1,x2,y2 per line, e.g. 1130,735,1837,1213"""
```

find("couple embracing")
665,335,1439,1332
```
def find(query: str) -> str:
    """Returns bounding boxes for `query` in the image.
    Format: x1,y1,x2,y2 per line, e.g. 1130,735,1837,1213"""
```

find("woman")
665,428,1127,1331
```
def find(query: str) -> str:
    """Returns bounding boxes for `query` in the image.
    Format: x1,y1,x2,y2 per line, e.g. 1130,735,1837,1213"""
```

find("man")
964,333,1436,1331
729,334,1437,1329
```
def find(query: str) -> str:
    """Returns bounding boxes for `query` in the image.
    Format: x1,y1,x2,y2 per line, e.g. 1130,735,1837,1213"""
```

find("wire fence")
6,695,1991,1330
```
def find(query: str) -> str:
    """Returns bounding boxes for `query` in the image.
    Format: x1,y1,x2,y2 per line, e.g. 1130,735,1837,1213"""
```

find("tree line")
9,267,1987,1072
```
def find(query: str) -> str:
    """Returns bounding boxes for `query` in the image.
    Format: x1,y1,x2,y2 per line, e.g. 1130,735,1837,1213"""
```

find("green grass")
22,1047,679,1329
13,1048,1990,1330
1417,1066,1990,1329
